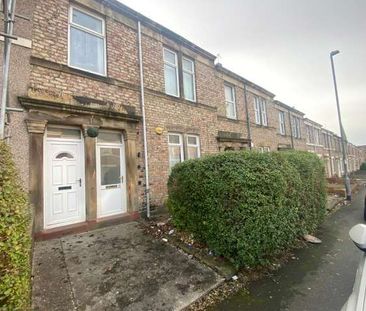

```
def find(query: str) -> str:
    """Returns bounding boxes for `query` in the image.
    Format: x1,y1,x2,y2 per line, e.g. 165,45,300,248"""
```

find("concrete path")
214,187,366,311
32,222,223,311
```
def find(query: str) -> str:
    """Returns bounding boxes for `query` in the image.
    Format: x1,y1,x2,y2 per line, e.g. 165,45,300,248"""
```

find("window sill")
217,115,241,123
30,56,117,86
68,64,106,78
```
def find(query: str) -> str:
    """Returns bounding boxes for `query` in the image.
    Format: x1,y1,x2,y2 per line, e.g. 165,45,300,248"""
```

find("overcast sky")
120,0,366,145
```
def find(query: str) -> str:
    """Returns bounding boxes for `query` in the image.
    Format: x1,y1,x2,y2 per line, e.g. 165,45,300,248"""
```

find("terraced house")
1,0,365,236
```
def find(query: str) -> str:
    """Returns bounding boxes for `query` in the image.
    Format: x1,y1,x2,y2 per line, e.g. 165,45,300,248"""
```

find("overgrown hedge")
167,151,326,268
360,162,366,170
0,141,31,310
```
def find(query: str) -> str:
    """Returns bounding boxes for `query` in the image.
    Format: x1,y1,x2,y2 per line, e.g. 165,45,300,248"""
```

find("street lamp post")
330,50,352,201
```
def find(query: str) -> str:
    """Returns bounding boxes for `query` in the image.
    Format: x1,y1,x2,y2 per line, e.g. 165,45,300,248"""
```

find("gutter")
137,21,151,218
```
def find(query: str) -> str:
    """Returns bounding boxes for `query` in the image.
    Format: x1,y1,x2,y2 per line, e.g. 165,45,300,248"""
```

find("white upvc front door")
96,136,127,218
44,138,86,229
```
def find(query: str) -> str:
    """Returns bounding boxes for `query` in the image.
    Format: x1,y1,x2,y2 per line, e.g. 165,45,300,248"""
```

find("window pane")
188,146,199,159
183,58,193,72
169,134,180,144
224,85,233,102
164,49,176,64
70,27,105,74
183,72,194,101
169,145,182,167
47,127,81,139
260,100,267,125
164,64,178,96
255,101,261,124
187,136,197,145
98,132,122,143
72,8,103,34
55,152,74,160
226,102,235,118
100,148,121,186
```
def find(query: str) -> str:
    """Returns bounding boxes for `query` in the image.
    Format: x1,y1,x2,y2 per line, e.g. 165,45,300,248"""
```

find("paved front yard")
32,222,223,311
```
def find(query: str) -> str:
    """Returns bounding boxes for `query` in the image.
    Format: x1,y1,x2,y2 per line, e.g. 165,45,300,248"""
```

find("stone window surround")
20,97,140,233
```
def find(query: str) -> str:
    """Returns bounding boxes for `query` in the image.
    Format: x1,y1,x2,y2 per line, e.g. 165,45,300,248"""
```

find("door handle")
77,178,82,187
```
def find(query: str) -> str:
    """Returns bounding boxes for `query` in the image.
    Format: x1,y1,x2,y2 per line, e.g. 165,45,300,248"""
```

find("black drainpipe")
243,84,252,150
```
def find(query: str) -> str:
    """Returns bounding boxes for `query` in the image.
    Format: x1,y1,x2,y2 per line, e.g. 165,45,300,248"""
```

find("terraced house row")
2,0,365,235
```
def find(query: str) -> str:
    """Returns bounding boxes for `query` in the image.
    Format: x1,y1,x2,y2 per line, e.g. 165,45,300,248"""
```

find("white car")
342,224,366,311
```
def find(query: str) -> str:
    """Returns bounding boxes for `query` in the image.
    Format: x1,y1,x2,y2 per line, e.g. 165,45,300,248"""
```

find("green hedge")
167,151,326,268
283,151,326,234
360,162,366,170
0,141,31,310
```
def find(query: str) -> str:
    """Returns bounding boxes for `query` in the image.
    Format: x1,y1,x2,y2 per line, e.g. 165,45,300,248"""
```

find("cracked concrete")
32,222,223,311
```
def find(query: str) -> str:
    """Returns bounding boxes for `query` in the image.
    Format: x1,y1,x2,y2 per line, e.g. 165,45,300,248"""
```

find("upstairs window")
164,48,179,97
224,84,236,119
278,111,286,135
292,116,301,139
182,58,196,101
69,6,106,75
254,96,268,126
306,125,314,143
314,128,321,145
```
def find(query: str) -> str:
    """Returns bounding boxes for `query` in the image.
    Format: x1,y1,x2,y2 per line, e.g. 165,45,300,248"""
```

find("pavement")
32,222,223,311
214,186,366,311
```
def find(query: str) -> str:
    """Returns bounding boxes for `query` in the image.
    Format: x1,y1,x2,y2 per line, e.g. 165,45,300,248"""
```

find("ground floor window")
168,133,201,168
258,146,270,153
168,133,184,168
187,135,200,159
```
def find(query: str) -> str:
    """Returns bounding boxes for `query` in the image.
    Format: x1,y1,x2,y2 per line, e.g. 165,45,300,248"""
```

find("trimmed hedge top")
167,151,326,268
0,141,31,310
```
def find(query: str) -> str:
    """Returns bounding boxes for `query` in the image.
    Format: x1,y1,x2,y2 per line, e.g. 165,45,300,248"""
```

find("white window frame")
186,134,200,159
224,84,237,119
168,133,184,168
292,117,301,139
254,99,261,124
314,128,321,145
261,100,268,126
279,111,286,135
163,48,180,97
68,5,107,76
254,96,268,126
182,57,196,102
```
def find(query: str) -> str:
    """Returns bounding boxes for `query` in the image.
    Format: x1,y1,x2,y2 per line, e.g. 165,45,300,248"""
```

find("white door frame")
96,137,127,218
43,131,86,229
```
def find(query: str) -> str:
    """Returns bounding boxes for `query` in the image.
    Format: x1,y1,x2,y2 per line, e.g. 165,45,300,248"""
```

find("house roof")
216,65,275,97
304,118,323,128
273,100,305,116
